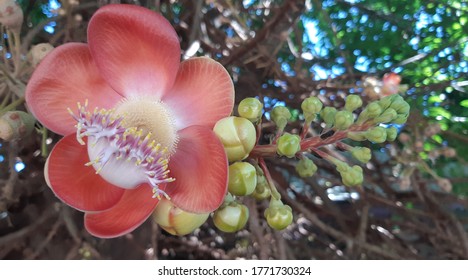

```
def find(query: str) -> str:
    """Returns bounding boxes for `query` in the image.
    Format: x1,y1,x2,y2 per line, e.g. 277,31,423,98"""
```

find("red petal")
25,43,122,136
164,126,228,213
164,57,234,130
84,184,159,238
46,134,125,212
88,4,180,99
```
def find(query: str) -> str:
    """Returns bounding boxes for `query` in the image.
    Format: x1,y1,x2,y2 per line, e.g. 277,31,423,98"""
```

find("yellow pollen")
115,97,178,154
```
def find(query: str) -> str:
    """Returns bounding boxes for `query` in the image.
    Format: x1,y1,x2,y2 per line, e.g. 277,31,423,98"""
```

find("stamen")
68,101,175,198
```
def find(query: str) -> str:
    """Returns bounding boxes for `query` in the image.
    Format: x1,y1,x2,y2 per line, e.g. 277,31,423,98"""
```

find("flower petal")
164,125,228,213
164,57,234,130
25,43,122,136
88,4,180,99
46,134,125,212
84,184,158,238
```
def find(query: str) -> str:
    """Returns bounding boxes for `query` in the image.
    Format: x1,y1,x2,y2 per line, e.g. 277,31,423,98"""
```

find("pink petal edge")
25,43,122,136
163,57,234,130
84,184,159,238
45,134,125,212
163,125,228,213
88,4,181,99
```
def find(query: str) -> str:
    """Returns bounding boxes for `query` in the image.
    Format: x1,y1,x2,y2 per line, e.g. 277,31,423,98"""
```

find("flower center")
69,100,176,199
115,97,178,154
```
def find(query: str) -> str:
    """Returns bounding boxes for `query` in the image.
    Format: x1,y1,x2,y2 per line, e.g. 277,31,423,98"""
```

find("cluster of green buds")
210,92,410,233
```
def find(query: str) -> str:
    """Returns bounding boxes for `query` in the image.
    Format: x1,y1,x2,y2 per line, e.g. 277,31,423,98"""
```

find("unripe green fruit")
295,157,317,177
238,98,263,122
277,133,301,158
228,162,257,196
378,94,398,110
252,174,271,200
334,110,354,130
213,203,249,233
301,97,323,123
386,127,398,141
213,116,256,162
265,200,293,230
345,95,363,112
320,107,337,127
153,199,209,236
365,126,387,143
271,106,291,130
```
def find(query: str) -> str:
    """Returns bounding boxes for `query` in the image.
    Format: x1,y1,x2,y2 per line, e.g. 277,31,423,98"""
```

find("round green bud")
213,116,256,162
393,113,409,124
228,162,257,196
373,108,397,124
391,99,410,115
378,94,399,110
265,200,293,230
301,97,323,123
365,126,387,143
295,157,317,177
320,107,337,128
336,163,363,187
277,133,301,158
386,127,398,141
271,106,291,130
345,95,363,112
357,102,382,124
0,111,36,141
252,174,271,200
334,110,354,130
153,199,209,236
213,202,249,233
238,97,263,122
350,147,372,163
347,131,367,141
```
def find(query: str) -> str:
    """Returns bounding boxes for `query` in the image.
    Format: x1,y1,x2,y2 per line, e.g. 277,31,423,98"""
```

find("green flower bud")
252,174,271,200
350,147,372,163
393,113,409,124
386,127,398,141
265,199,293,230
347,131,367,141
378,94,399,110
238,97,263,122
320,107,337,128
345,95,363,112
153,199,209,236
0,111,36,141
357,102,382,123
390,99,410,115
277,133,301,158
295,157,317,177
365,126,387,143
213,116,256,162
373,108,397,124
336,163,363,187
213,202,249,233
271,106,291,130
301,97,323,123
228,162,257,196
334,110,354,130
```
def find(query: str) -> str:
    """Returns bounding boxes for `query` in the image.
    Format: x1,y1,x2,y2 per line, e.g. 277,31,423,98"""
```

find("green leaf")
460,100,468,108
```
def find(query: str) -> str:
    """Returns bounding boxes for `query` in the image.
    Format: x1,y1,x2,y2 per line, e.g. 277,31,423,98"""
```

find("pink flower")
25,4,234,238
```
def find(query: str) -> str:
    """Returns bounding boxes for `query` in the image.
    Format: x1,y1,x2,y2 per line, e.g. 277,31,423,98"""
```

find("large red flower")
25,4,233,238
